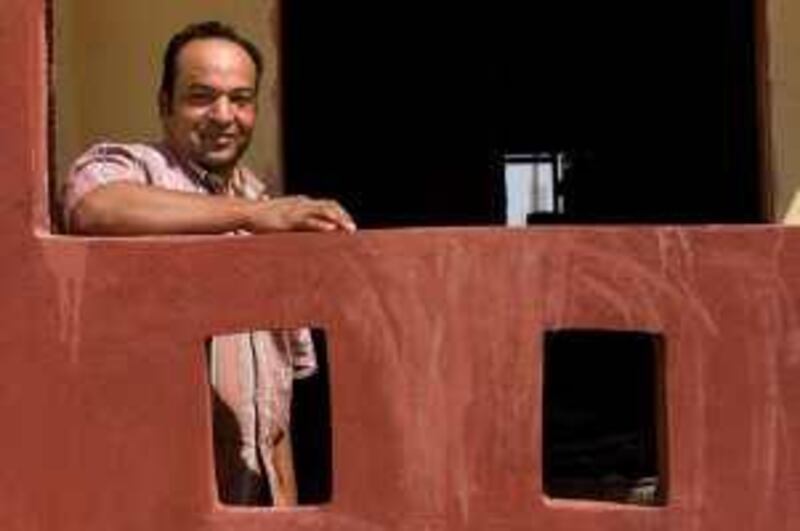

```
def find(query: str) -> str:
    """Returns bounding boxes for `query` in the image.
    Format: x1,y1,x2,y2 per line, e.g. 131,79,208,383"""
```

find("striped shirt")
65,141,316,504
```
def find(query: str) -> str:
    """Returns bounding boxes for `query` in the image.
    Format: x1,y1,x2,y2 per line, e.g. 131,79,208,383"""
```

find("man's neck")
161,141,234,194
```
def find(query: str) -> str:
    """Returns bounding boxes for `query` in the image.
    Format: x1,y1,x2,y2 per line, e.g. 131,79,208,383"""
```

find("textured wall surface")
3,2,800,530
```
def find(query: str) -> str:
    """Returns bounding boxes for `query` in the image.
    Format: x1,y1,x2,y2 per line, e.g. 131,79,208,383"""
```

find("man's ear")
158,91,169,117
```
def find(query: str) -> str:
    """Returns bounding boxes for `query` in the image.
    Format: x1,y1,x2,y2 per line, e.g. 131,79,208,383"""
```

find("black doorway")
281,1,762,227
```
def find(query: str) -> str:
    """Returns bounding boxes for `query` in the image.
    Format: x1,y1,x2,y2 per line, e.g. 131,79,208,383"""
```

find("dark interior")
282,1,761,227
542,329,666,505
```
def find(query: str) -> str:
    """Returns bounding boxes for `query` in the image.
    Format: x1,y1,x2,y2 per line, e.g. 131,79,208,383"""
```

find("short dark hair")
159,20,264,113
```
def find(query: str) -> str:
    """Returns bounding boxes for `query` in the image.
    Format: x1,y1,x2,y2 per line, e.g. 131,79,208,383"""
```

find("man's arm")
68,181,356,236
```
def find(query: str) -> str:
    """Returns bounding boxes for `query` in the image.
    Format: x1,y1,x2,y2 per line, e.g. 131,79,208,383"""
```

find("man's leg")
252,331,298,505
261,430,298,506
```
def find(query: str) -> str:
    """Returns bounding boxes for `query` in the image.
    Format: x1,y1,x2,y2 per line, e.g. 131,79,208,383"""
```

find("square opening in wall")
542,329,667,506
205,327,332,507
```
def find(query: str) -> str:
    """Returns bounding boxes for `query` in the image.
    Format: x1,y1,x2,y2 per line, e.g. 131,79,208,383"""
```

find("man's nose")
209,96,234,124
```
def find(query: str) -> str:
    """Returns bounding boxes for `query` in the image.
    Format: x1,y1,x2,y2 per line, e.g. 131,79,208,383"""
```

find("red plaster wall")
3,2,800,530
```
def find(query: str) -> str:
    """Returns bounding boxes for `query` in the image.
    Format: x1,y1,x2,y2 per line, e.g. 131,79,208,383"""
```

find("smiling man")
65,21,354,236
64,21,353,506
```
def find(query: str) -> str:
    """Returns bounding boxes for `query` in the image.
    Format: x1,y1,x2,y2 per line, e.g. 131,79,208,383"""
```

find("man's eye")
230,93,255,106
187,92,216,105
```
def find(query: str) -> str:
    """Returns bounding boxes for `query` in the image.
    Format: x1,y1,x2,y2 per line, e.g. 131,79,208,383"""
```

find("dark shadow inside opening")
542,329,667,505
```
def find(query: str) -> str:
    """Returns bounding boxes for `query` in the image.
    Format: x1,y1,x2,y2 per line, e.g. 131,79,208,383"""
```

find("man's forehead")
175,38,257,84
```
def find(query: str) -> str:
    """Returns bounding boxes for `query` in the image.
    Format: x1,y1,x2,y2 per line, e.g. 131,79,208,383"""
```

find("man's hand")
243,196,356,233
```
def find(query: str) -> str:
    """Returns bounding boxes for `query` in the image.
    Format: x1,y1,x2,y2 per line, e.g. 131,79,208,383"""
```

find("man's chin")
197,151,242,174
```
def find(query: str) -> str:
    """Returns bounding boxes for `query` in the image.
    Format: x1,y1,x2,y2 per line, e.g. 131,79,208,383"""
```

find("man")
64,21,354,505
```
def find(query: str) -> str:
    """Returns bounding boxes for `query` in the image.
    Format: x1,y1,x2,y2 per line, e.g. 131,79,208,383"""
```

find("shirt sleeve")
62,143,150,226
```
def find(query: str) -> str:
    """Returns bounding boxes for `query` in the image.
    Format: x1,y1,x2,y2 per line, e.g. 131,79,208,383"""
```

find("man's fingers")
251,196,356,233
290,198,355,232
300,216,338,232
312,200,356,231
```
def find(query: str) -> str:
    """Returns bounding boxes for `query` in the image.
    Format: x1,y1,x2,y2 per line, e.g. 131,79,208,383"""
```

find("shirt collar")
159,141,230,195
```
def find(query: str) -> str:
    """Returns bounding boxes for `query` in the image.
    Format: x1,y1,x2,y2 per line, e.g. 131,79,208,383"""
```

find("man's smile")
202,131,237,148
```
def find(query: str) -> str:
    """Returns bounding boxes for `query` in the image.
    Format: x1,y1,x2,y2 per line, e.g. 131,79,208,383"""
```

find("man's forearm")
67,181,357,236
68,182,254,235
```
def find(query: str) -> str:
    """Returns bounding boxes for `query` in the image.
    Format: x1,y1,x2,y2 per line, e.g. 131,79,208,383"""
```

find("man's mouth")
206,134,236,149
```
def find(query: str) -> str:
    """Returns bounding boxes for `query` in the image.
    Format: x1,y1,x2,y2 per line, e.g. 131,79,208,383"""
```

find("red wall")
2,2,800,529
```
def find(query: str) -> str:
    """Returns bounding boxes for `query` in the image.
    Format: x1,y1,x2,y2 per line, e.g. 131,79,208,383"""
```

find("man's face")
161,38,258,176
